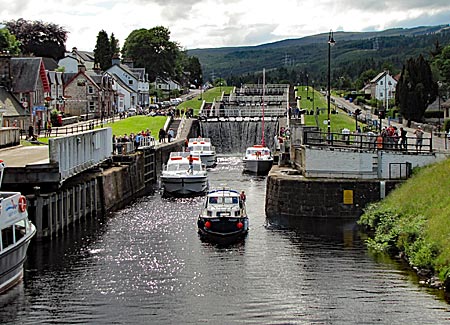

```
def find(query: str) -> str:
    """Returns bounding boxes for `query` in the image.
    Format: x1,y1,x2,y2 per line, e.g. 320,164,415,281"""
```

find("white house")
106,64,140,109
370,71,397,108
58,48,96,73
154,77,182,92
109,73,135,113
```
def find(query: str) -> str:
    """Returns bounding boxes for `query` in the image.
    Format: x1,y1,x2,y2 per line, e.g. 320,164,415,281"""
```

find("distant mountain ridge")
188,25,450,83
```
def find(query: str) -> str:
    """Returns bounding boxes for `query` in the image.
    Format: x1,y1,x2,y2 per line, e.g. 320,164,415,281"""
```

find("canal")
1,156,450,324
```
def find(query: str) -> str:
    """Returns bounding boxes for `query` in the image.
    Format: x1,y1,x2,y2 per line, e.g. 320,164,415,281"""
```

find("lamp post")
327,30,335,140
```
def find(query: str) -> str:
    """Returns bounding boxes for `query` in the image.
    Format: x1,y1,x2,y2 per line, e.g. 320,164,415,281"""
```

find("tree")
0,27,20,55
110,33,120,57
3,18,67,60
122,26,180,81
94,30,112,71
395,54,438,125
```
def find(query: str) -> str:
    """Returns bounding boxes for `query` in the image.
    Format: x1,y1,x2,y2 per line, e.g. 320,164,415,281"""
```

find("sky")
1,0,450,52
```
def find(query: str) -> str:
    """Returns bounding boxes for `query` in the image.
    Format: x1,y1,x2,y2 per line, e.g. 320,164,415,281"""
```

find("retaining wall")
266,166,401,223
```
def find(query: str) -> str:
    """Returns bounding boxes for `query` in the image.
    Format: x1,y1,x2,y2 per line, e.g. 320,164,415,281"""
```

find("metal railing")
303,131,433,153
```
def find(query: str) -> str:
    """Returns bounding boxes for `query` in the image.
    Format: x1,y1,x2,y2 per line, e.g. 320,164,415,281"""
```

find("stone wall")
266,166,401,221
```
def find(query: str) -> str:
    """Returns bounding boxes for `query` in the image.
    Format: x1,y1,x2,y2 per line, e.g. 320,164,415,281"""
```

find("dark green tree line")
395,54,438,125
3,18,67,60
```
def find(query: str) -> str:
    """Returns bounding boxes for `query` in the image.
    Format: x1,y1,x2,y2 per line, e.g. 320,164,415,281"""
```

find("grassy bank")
358,157,450,283
296,86,362,133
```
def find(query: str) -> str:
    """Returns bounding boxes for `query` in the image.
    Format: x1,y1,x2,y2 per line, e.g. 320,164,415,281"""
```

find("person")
158,128,166,143
414,126,424,152
187,154,194,174
399,127,407,150
167,128,175,142
28,125,34,140
46,120,52,137
240,191,246,202
184,138,189,152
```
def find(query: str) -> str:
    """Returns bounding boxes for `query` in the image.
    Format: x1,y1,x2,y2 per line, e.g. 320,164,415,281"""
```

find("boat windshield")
189,145,211,151
208,196,238,204
167,163,202,171
246,149,270,156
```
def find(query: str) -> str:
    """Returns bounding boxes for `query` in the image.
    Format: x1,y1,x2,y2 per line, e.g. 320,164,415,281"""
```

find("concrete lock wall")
296,146,449,180
265,166,401,220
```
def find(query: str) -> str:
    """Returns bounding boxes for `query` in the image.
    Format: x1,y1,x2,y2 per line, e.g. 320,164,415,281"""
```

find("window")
1,226,14,250
88,85,94,94
14,220,26,242
128,80,133,85
89,102,95,112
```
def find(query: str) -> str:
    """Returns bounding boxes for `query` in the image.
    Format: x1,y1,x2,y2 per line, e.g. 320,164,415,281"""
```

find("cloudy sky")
1,0,450,51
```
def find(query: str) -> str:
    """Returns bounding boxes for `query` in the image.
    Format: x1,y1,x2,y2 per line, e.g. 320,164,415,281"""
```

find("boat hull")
199,154,217,168
243,159,273,175
0,225,36,294
197,216,249,242
161,175,209,196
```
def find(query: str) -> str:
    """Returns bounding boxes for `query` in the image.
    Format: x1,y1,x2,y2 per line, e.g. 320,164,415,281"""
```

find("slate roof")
0,87,27,116
10,57,41,92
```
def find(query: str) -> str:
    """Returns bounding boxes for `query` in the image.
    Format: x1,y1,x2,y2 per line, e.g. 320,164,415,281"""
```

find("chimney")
78,64,86,73
112,54,121,66
122,57,134,68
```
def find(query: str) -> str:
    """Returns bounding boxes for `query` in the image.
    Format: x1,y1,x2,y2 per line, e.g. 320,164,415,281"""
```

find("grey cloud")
332,0,450,12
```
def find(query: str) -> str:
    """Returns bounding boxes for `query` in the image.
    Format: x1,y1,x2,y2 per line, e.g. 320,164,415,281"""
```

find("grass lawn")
104,116,167,138
178,86,234,116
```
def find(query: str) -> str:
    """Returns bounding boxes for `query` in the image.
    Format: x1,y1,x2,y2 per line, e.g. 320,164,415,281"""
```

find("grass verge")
358,157,450,283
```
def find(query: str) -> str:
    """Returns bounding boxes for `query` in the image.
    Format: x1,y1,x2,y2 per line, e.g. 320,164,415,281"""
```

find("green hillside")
188,25,450,87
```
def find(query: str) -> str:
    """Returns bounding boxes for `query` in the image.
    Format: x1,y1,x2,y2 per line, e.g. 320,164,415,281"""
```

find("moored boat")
160,152,209,197
187,138,217,168
0,160,36,294
197,187,248,242
242,145,273,175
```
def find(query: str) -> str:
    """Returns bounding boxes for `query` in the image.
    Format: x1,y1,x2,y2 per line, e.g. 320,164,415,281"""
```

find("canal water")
1,156,450,324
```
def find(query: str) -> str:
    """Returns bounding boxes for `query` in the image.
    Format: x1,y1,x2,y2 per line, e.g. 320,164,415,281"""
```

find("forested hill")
187,25,450,85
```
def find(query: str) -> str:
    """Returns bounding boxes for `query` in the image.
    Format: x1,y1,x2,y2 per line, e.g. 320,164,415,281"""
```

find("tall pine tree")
395,54,437,125
94,30,112,71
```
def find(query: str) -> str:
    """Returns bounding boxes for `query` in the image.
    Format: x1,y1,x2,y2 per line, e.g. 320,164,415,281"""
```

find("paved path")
0,145,49,167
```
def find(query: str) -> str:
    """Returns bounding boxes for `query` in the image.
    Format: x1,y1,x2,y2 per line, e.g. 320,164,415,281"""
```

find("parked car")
127,108,137,116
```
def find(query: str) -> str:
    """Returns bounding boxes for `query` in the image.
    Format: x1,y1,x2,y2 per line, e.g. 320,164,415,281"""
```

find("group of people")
112,129,153,154
158,128,175,143
274,126,291,152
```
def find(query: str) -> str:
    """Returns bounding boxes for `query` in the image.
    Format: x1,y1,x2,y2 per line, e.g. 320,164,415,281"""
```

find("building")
62,65,101,118
370,71,397,109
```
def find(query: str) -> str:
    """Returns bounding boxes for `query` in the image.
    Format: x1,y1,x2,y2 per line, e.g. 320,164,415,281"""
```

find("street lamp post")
327,30,335,140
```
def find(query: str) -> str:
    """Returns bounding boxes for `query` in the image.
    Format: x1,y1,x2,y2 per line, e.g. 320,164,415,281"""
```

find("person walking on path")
414,126,424,152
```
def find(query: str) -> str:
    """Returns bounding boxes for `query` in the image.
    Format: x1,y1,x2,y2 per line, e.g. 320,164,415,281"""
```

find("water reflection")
1,155,449,324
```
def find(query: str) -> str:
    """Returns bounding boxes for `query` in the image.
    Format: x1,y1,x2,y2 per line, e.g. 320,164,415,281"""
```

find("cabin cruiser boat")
0,160,36,293
160,152,209,197
187,138,217,168
242,145,274,175
197,187,248,242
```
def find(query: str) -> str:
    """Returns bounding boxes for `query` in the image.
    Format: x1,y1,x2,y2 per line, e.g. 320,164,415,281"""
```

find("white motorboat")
197,187,248,242
243,145,274,175
0,159,36,294
160,152,209,197
187,138,217,168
